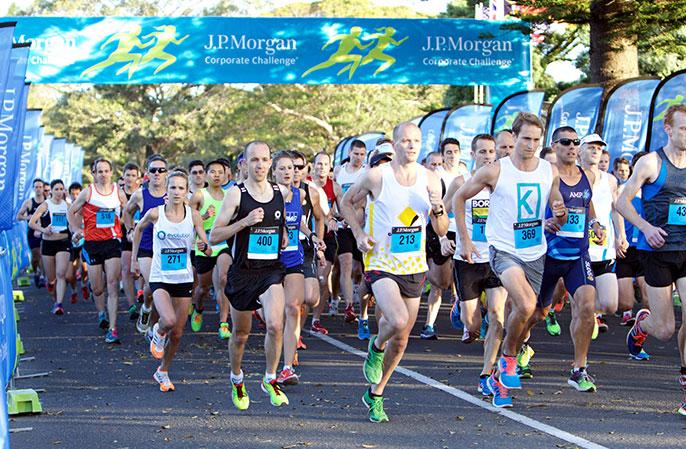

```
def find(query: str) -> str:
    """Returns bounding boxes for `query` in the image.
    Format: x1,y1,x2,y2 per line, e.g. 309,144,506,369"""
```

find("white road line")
312,332,609,449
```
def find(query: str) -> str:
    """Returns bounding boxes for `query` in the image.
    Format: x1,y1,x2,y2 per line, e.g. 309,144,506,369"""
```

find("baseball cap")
370,151,393,167
580,133,607,147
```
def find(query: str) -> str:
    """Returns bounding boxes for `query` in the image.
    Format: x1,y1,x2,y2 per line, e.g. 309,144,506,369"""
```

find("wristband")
433,207,444,217
588,218,599,228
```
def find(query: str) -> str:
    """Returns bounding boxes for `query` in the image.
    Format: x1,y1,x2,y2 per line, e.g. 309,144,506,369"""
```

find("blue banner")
4,16,531,87
0,23,15,109
544,85,604,145
647,70,686,152
15,109,41,215
491,90,545,134
71,146,83,185
442,104,492,165
0,44,30,231
37,131,52,181
600,78,660,163
0,232,16,389
419,108,451,162
49,138,66,181
61,142,74,185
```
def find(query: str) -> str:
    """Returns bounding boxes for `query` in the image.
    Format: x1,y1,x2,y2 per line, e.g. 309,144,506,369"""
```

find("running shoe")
358,319,371,340
297,336,307,350
591,315,599,340
497,355,521,389
137,289,144,304
154,368,175,392
627,308,650,357
344,304,357,323
620,310,635,327
191,307,203,332
517,343,535,368
310,320,329,335
420,325,438,340
362,389,389,423
51,303,64,315
517,365,533,379
276,367,299,385
150,323,167,360
679,374,686,390
597,315,608,333
98,311,109,330
218,322,231,340
479,314,489,340
364,336,385,385
145,328,154,344
70,292,78,304
82,286,90,301
545,310,561,336
261,378,289,406
487,375,513,408
231,382,250,410
679,399,686,417
328,297,340,316
461,330,477,344
39,276,47,289
630,349,651,361
450,298,464,330
252,309,266,330
105,328,121,345
128,304,139,320
568,368,596,392
478,376,492,396
136,306,151,333
47,281,55,294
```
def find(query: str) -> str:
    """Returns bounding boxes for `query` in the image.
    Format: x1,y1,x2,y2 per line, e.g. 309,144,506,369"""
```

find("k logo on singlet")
516,183,541,221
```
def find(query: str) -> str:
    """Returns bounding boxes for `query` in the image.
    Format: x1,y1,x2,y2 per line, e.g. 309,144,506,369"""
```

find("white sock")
230,370,244,385
264,372,276,382
283,365,292,371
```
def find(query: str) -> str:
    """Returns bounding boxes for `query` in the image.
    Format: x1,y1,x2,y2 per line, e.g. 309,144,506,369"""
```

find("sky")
0,0,583,83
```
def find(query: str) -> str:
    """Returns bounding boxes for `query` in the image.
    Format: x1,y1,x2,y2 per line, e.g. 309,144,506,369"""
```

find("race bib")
133,210,141,224
471,199,489,243
96,208,115,228
557,206,586,239
589,225,607,247
667,198,686,226
513,220,542,249
341,183,353,195
51,213,68,229
161,248,187,271
248,226,279,260
390,226,421,253
286,225,299,252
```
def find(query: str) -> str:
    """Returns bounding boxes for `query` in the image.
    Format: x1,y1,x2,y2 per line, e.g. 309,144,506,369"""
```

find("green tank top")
196,188,227,257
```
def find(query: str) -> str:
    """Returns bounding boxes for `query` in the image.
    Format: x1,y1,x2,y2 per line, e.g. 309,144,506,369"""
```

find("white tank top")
46,198,69,233
336,163,365,196
150,205,195,285
588,170,616,261
454,172,490,263
438,167,460,233
364,163,431,275
486,157,553,261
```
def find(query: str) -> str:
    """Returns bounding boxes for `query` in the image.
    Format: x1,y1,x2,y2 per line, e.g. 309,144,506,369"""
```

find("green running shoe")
545,311,561,336
261,378,289,406
231,382,250,410
364,336,384,384
362,389,389,423
568,368,596,392
191,308,203,332
517,343,535,368
591,315,599,340
218,322,231,340
517,364,533,379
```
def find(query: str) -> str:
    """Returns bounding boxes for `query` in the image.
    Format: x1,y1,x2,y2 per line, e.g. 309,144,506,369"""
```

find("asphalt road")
9,284,686,449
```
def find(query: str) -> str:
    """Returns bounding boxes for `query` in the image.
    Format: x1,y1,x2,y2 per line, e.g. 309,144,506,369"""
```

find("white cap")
374,142,395,155
580,133,607,147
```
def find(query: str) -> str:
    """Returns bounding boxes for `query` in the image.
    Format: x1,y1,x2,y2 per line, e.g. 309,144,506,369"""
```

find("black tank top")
301,182,314,253
230,182,285,271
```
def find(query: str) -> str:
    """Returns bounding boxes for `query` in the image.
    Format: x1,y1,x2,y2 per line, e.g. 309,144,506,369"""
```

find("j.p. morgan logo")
204,34,298,66
421,35,515,68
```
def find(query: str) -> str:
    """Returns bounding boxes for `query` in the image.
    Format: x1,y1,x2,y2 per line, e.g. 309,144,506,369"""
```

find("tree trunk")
589,0,639,86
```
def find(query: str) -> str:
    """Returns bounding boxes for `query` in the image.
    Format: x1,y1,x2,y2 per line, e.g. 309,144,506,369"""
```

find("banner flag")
37,132,52,181
0,22,16,109
0,44,30,231
418,108,451,162
0,232,16,389
646,69,686,152
491,90,545,134
442,104,492,165
14,108,41,215
544,85,604,145
61,142,73,185
4,16,531,87
600,78,660,164
49,138,66,181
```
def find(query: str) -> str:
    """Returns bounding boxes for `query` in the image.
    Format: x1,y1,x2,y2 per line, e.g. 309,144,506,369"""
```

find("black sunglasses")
149,167,168,174
554,138,580,146
190,170,205,175
293,164,306,170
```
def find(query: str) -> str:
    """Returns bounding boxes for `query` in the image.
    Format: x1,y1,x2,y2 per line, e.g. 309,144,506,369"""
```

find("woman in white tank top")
131,171,212,393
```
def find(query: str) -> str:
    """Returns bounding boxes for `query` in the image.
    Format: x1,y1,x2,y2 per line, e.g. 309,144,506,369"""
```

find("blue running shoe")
98,311,109,330
497,356,521,389
479,314,489,340
478,376,492,396
630,349,650,361
450,299,464,330
358,319,371,341
420,325,438,340
627,309,650,357
487,375,512,408
105,328,120,345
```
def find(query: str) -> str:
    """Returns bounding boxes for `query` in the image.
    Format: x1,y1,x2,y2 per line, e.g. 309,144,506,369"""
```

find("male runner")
211,141,290,410
619,104,686,416
341,122,448,422
188,160,207,195
69,158,128,344
495,129,515,160
17,178,46,287
120,162,141,320
454,113,567,407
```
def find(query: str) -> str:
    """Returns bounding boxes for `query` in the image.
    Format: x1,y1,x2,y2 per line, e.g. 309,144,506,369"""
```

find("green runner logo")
302,26,408,80
80,24,189,79
653,95,684,122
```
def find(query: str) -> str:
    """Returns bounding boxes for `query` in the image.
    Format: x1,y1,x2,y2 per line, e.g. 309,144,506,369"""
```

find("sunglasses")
149,167,168,174
293,165,306,170
554,138,580,146
190,170,205,175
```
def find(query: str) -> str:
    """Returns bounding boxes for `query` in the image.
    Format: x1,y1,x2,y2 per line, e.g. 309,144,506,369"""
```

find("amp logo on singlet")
516,183,541,221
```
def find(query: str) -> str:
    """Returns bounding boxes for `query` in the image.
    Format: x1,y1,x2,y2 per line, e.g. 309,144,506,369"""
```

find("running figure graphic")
302,26,372,80
80,24,152,79
653,95,685,122
358,27,408,76
119,25,190,77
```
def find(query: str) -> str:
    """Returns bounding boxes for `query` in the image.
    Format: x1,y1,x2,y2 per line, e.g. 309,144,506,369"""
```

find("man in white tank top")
580,134,627,335
340,122,448,423
454,113,567,408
